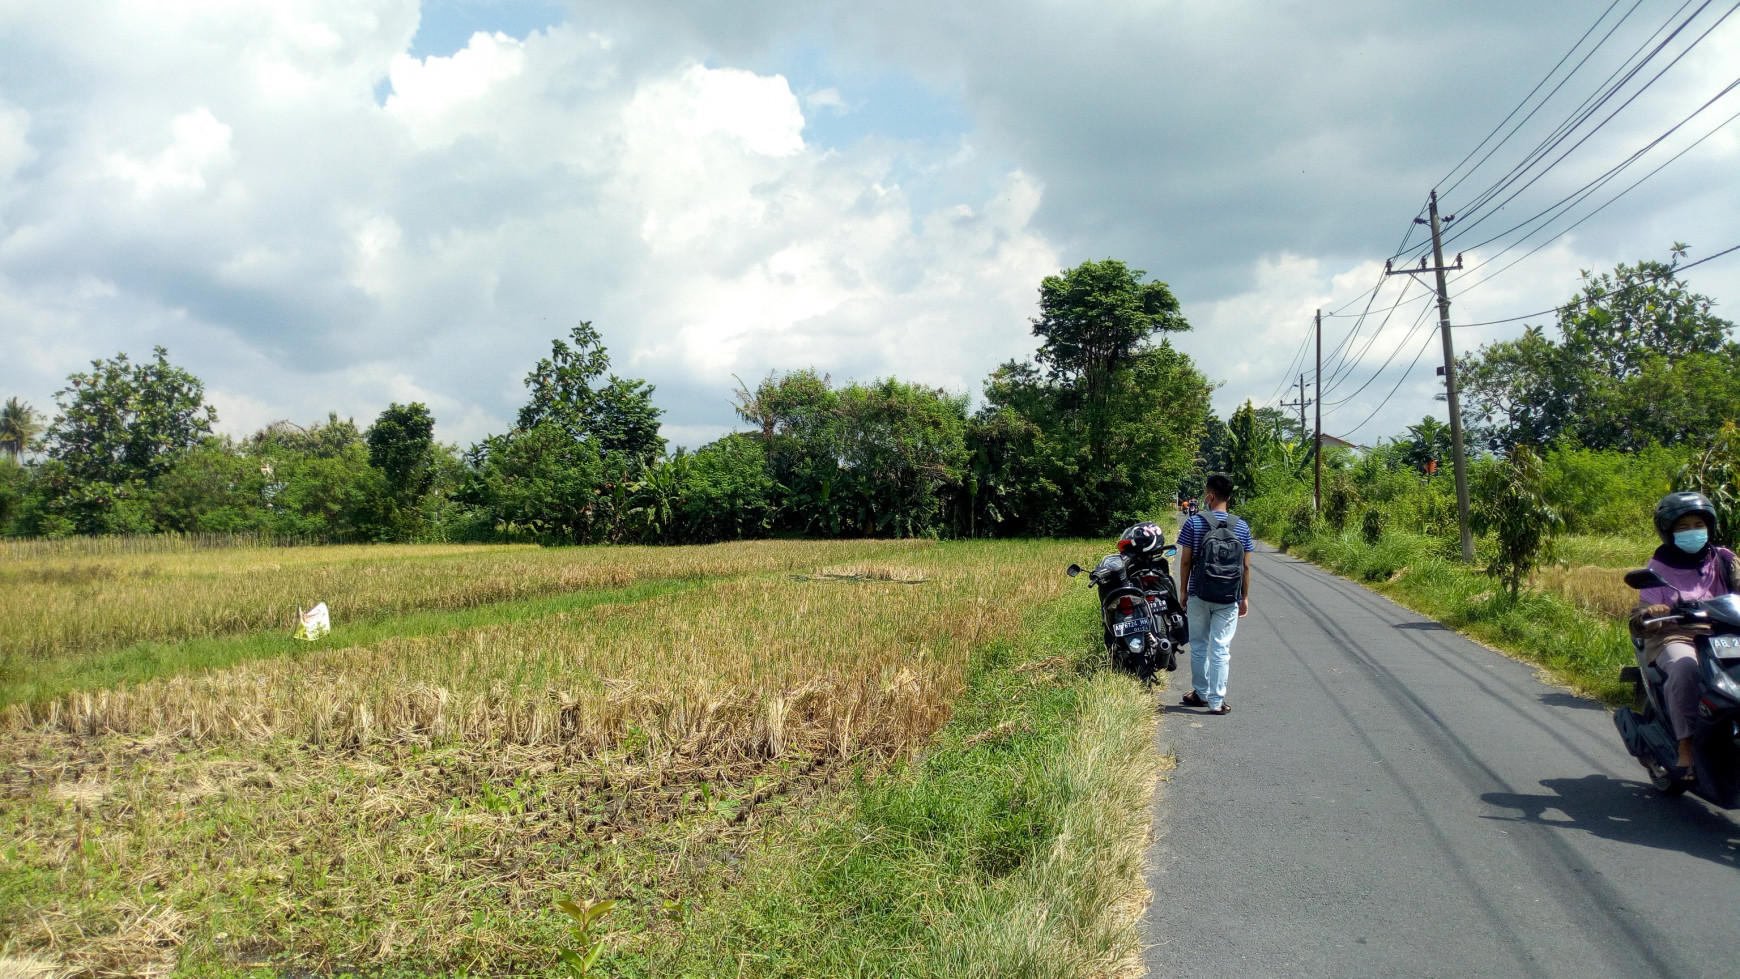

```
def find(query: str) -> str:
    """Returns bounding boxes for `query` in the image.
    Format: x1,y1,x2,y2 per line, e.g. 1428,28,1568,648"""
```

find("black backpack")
1193,512,1245,605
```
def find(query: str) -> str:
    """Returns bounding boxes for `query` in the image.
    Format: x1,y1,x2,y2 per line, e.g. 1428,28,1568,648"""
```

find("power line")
1438,98,1740,307
1437,0,1639,199
1433,0,1711,241
1450,241,1740,330
1442,0,1740,251
1332,323,1442,441
1444,72,1740,262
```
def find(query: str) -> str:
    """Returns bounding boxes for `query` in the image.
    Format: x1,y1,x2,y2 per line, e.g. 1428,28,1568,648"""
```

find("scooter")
1066,546,1185,683
1612,566,1740,806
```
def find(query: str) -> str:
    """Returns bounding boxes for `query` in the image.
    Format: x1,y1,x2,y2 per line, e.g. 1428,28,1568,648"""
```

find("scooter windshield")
1703,593,1740,630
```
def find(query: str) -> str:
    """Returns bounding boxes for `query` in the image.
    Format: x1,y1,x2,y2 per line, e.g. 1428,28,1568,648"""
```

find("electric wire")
1319,299,1440,411
1437,97,1740,307
1442,73,1740,263
1429,0,1710,244
1437,0,1639,200
1332,323,1443,440
1440,0,1739,252
1450,241,1740,330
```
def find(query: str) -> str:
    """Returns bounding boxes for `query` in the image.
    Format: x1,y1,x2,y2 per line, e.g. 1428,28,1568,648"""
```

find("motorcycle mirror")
1065,564,1082,578
1623,568,1667,591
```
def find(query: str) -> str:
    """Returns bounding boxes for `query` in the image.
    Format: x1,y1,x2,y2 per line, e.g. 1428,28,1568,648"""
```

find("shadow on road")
1392,621,1450,631
1539,691,1605,711
1481,774,1740,869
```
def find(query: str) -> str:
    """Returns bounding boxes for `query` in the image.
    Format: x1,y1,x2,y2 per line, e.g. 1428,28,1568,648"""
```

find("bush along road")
1145,545,1739,979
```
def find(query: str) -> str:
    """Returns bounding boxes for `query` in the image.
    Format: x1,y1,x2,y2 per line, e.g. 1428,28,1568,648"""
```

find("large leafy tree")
736,370,970,537
1460,248,1736,452
519,322,664,457
972,259,1204,536
46,347,216,485
367,402,437,501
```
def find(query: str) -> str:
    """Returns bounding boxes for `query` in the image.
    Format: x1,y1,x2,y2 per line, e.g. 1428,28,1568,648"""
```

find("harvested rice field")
0,537,1145,978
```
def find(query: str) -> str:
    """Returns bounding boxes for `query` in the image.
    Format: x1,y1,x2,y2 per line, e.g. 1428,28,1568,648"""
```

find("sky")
2,0,1737,450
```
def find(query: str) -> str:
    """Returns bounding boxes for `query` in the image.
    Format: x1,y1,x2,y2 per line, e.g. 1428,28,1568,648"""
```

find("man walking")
1175,472,1254,715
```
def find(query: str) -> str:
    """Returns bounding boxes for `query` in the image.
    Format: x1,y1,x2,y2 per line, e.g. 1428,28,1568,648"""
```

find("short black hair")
1205,473,1234,501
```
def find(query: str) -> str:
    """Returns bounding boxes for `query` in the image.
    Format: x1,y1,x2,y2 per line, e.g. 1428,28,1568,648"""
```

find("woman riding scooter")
1631,491,1740,778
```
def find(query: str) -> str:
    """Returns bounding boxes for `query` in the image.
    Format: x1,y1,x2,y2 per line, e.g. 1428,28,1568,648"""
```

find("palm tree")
0,397,43,462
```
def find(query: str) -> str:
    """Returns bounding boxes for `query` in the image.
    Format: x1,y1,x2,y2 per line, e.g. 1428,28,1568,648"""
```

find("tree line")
0,260,1213,544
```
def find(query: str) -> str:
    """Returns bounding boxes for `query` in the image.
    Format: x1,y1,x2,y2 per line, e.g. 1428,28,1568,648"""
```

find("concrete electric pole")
1384,190,1474,562
1314,308,1322,514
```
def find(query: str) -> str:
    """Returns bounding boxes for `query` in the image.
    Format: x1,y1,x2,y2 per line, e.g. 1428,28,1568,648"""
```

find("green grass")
0,577,708,708
614,584,1162,978
1276,526,1635,704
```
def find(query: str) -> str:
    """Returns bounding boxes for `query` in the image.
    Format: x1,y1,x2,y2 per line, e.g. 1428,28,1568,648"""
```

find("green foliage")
1360,507,1384,545
367,402,437,501
975,341,1208,536
518,322,664,457
1676,422,1740,548
1323,471,1360,531
46,347,216,486
1031,258,1188,400
1395,415,1452,473
672,434,776,542
462,423,606,543
10,264,1216,547
554,898,615,977
1470,445,1563,596
1223,400,1265,502
1459,248,1738,452
0,457,29,532
0,397,44,462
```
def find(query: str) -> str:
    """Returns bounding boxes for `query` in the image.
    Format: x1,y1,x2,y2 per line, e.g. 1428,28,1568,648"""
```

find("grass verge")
1273,527,1633,704
620,584,1162,977
0,578,707,708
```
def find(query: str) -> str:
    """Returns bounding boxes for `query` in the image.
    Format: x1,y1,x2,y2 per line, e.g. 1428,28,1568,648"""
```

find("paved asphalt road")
1144,545,1740,979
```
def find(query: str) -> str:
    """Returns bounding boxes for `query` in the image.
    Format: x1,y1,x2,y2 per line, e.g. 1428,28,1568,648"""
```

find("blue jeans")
1187,595,1240,709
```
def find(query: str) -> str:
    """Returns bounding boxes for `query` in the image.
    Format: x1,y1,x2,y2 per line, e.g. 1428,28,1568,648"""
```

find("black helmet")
1118,522,1166,557
1653,491,1718,544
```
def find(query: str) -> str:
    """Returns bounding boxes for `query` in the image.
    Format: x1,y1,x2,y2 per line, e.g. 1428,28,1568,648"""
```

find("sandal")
1209,701,1231,715
1181,692,1208,708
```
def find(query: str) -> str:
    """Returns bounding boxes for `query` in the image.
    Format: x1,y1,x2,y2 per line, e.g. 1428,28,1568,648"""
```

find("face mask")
1674,528,1709,554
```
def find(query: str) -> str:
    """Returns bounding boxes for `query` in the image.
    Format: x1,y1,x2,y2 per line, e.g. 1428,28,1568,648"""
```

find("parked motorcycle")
1612,566,1740,806
1066,531,1188,682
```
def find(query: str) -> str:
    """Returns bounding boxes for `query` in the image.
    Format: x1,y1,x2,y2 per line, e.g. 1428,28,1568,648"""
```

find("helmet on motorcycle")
1653,491,1718,544
1118,522,1166,557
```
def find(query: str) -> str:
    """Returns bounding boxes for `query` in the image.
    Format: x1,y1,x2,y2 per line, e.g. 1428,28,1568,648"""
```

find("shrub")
1360,507,1384,545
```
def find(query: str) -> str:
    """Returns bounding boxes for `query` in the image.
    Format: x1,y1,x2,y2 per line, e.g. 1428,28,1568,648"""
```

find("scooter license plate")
1113,618,1150,637
1709,635,1740,659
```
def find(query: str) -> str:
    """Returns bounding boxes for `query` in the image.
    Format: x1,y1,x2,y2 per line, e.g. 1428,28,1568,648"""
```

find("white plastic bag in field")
295,602,331,641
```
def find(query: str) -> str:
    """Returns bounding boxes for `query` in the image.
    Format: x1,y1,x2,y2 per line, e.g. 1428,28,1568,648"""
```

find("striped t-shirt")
1177,510,1254,599
1176,510,1255,553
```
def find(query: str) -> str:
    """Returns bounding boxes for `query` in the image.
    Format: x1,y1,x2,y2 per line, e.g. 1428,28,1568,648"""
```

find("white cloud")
0,2,1060,448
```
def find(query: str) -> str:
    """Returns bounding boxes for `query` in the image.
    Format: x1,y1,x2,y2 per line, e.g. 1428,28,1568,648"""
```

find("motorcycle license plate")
1709,635,1740,659
1113,618,1150,637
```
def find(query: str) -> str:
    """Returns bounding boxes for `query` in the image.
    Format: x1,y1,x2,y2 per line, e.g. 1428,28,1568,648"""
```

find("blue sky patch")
410,0,568,59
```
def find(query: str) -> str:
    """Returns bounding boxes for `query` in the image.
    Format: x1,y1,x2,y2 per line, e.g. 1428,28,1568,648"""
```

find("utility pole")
1279,373,1311,446
1384,190,1474,562
1314,308,1322,514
